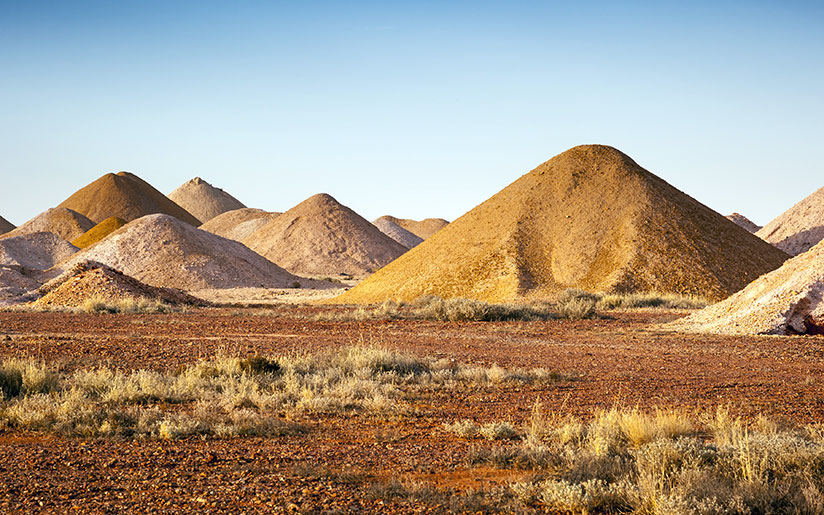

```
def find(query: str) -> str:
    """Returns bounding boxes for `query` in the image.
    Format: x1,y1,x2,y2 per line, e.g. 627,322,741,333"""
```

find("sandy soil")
1,308,824,513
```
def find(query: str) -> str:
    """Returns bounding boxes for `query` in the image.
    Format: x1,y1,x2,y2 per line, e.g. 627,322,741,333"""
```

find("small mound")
200,208,281,242
242,194,407,278
372,218,423,249
71,217,127,249
34,261,206,310
57,171,200,225
2,208,94,241
167,177,246,224
335,145,788,304
0,232,79,270
667,238,824,335
376,216,449,239
756,186,824,255
0,215,14,235
56,214,317,291
726,213,761,233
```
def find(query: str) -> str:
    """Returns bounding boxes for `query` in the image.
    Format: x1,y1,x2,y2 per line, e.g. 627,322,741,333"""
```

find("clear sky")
1,1,822,226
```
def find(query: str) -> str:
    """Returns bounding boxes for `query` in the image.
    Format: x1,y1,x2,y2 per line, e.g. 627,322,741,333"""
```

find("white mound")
756,186,824,255
168,177,246,224
372,218,423,249
0,232,79,270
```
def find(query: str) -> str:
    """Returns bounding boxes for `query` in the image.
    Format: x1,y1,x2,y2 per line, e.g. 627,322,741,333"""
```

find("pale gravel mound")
756,186,824,256
0,232,79,270
666,238,824,335
34,261,207,309
167,177,246,225
726,213,761,233
334,145,789,304
201,208,281,242
372,218,423,249
0,216,14,235
2,208,94,241
57,171,200,226
243,193,407,278
376,216,449,239
56,214,321,291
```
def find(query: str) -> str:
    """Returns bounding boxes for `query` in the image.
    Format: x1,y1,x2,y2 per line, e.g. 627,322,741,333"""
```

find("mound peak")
168,177,246,224
376,215,449,239
243,193,407,278
0,216,14,235
57,171,200,226
1,208,94,241
756,185,824,256
56,214,313,291
372,218,424,249
34,261,206,310
335,145,788,304
725,213,761,233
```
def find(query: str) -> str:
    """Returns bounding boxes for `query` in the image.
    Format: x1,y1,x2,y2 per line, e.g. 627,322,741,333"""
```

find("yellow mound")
71,216,127,249
334,145,789,304
57,171,201,226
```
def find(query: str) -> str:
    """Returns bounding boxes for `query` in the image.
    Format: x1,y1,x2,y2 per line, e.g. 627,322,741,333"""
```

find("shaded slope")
243,194,407,277
168,177,246,224
756,186,824,256
372,218,423,249
0,216,14,235
335,145,788,304
667,238,824,335
57,214,315,291
57,171,200,225
71,217,127,249
2,208,94,241
726,213,761,233
376,216,449,239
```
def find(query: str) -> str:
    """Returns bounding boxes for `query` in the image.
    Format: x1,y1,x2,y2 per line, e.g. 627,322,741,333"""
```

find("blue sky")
1,1,822,226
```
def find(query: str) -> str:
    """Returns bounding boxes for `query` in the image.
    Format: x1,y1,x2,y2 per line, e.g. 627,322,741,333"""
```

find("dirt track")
1,308,824,513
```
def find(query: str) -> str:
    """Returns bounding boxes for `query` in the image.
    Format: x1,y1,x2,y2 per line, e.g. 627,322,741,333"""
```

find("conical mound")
0,216,14,235
57,171,200,225
71,217,127,249
376,216,449,239
335,145,789,304
0,232,79,270
667,238,824,335
242,194,408,278
756,186,824,256
200,208,281,242
726,213,761,233
372,218,423,249
167,177,246,225
2,208,94,241
34,261,207,310
56,214,311,291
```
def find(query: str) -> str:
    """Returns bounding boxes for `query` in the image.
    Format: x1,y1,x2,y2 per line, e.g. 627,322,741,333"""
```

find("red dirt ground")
1,307,824,513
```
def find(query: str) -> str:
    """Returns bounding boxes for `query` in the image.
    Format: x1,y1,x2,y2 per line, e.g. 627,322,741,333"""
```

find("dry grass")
0,346,563,439
557,288,708,311
465,403,824,514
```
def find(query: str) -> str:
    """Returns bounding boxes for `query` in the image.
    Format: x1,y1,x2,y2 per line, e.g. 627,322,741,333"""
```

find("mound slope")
726,213,761,233
756,186,824,256
335,145,788,304
57,171,200,226
372,218,423,249
2,208,94,241
71,217,127,249
0,216,14,235
200,208,281,242
57,214,313,291
0,232,79,270
667,238,824,335
243,194,407,277
376,216,449,239
34,261,206,309
168,177,246,224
